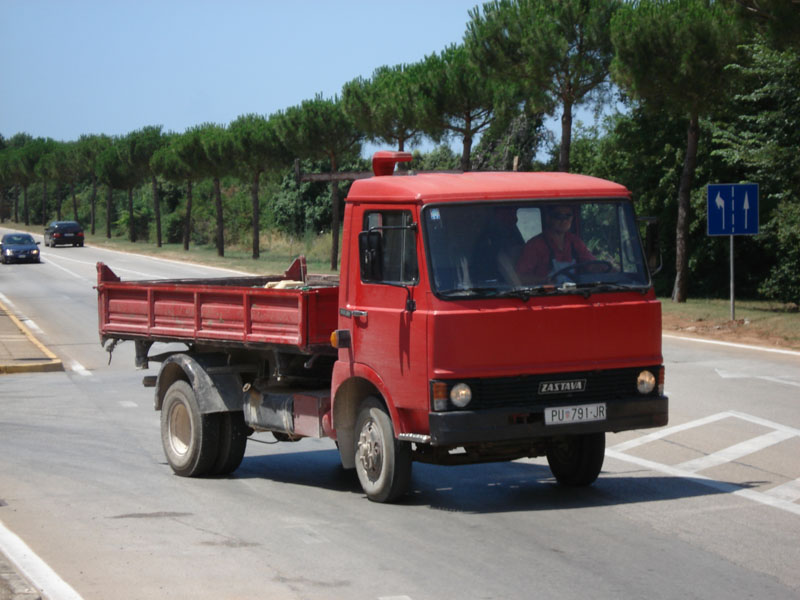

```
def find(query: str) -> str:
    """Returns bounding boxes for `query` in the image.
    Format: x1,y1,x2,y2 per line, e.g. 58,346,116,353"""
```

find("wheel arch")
154,353,243,414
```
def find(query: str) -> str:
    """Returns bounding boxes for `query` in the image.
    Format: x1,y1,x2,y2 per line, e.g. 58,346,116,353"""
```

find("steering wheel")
550,260,615,281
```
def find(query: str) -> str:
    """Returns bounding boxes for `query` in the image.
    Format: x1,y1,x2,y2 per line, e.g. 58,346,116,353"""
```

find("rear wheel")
546,432,605,486
354,397,412,503
160,380,220,477
211,411,249,476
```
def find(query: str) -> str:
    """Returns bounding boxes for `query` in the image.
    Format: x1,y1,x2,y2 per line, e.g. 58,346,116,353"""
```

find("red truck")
97,151,667,502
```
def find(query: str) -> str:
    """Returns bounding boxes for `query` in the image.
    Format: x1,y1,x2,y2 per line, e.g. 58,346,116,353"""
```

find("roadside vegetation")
1,1,798,309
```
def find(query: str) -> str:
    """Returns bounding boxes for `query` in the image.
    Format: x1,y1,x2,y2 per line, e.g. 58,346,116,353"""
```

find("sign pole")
707,183,758,323
730,235,735,321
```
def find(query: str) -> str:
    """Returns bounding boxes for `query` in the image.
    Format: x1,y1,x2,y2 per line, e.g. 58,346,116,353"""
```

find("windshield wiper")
438,286,504,298
574,282,650,297
496,286,561,301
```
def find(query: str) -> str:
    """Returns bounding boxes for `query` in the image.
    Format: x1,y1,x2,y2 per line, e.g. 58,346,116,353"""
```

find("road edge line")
662,333,800,357
0,519,83,600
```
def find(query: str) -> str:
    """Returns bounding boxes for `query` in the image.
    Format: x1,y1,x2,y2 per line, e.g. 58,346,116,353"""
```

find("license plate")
65,232,74,237
544,403,606,425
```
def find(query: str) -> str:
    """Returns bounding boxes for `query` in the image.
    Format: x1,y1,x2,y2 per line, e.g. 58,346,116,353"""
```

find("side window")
362,210,418,284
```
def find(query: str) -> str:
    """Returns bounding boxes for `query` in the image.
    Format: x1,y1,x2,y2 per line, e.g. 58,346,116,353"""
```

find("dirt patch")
661,312,800,351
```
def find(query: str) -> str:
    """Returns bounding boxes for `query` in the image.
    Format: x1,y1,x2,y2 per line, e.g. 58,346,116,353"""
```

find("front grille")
441,366,659,411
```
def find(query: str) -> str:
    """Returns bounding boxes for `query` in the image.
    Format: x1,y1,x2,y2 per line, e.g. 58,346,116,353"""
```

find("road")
1,227,799,600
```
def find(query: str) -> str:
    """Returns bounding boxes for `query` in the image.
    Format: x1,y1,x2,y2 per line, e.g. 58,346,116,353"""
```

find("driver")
516,205,595,284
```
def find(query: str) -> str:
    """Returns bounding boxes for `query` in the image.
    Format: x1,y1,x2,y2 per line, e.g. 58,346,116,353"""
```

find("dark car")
44,220,84,247
1,233,41,264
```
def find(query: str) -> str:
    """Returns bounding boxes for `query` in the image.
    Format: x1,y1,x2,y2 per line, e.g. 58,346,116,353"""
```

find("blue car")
1,233,41,264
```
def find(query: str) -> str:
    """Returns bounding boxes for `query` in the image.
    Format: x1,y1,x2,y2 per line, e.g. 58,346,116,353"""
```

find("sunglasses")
551,211,573,220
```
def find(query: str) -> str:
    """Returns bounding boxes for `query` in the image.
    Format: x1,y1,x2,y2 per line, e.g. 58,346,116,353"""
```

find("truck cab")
331,152,667,501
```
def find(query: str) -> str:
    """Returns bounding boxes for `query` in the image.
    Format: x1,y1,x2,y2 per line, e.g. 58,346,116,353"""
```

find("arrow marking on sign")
715,191,725,229
743,191,750,229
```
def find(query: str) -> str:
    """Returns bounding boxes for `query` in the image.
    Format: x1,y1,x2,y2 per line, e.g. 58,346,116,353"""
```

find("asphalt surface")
2,233,799,599
0,299,50,599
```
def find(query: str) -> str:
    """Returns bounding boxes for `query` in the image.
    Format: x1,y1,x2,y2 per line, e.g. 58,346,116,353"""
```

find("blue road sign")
707,183,759,236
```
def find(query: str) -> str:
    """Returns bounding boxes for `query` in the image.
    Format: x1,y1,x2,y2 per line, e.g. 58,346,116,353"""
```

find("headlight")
637,370,656,394
450,383,472,408
3,249,12,256
32,249,39,255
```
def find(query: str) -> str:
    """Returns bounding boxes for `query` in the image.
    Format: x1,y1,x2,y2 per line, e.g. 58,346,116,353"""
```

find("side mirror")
643,219,662,275
358,230,383,281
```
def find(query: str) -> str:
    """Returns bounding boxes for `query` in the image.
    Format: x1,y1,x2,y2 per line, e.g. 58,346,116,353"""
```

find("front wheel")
354,397,412,503
546,432,605,486
160,380,220,477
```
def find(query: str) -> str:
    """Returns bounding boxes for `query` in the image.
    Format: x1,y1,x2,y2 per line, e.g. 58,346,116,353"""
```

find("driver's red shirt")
516,231,595,282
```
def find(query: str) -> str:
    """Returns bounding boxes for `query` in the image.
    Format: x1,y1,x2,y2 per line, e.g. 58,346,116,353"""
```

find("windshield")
423,200,650,298
3,234,34,244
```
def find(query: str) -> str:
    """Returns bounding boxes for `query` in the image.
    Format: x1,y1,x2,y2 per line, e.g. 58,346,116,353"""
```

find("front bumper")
428,394,668,446
2,253,39,263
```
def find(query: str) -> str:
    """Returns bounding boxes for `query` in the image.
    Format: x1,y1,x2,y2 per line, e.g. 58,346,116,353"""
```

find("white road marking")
609,411,800,517
607,450,800,517
764,478,800,503
70,361,92,377
663,333,800,357
609,412,732,453
118,401,138,408
757,375,800,388
20,318,43,335
45,253,161,279
0,519,84,600
42,256,89,281
0,292,16,309
716,369,800,388
676,429,794,473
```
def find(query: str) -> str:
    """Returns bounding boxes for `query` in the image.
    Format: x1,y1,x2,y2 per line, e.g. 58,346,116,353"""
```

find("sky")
1,0,480,147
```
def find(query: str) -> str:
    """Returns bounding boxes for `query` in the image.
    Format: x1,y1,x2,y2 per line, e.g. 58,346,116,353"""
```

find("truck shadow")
236,447,735,513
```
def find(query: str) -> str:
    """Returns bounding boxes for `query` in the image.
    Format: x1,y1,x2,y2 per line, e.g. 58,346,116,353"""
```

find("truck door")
346,208,427,418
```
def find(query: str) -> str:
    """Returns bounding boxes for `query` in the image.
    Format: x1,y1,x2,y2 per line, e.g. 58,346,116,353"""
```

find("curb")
0,298,63,375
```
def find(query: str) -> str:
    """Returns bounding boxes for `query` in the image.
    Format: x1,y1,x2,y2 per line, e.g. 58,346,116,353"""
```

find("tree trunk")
460,134,473,172
672,113,700,303
329,154,340,271
251,171,260,259
214,177,224,257
41,181,47,225
559,100,573,173
90,176,97,235
105,186,112,239
56,184,63,221
128,187,135,243
152,175,161,247
71,181,78,221
23,185,30,225
183,180,193,251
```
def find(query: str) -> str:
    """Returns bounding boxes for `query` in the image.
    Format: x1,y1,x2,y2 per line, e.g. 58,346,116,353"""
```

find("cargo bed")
96,261,339,355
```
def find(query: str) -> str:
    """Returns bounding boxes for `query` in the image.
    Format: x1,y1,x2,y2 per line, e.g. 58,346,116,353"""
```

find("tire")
160,380,220,477
354,397,412,503
211,411,249,476
546,432,605,486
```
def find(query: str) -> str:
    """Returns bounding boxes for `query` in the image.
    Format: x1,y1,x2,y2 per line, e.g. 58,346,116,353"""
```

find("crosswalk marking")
609,411,800,517
764,478,800,503
677,429,795,473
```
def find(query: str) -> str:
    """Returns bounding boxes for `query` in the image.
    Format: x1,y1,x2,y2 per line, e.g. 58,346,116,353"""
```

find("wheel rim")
357,418,383,482
168,401,191,457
